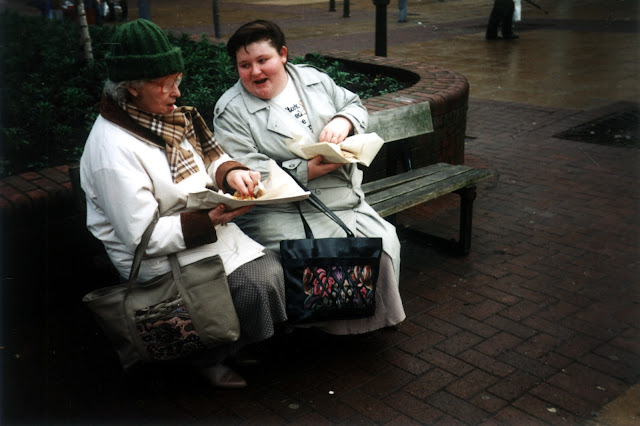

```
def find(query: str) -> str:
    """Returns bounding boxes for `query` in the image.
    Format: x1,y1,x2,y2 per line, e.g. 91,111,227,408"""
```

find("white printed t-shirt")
270,75,314,134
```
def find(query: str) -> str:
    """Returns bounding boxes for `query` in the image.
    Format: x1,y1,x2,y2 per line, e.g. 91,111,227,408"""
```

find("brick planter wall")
323,52,469,181
0,54,469,286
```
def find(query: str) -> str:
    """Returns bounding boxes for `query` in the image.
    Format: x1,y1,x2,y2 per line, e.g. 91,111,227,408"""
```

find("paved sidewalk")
2,0,639,424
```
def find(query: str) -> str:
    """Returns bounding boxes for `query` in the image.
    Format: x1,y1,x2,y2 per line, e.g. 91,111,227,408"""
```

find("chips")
232,191,256,201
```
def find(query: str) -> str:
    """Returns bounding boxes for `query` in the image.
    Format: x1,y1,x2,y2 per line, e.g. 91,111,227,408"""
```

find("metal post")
329,0,336,12
137,0,151,20
212,0,221,38
455,185,477,256
343,0,350,17
372,0,389,56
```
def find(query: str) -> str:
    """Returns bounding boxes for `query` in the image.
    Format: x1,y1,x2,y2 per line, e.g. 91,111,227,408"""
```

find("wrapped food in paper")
186,159,310,210
287,132,384,167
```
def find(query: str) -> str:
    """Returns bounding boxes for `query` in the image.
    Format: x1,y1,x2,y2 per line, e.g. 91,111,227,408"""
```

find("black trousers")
486,0,515,38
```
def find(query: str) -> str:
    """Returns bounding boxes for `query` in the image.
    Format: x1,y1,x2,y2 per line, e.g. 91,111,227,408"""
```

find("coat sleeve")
83,126,213,259
331,87,368,135
213,99,275,178
309,66,368,135
87,159,187,258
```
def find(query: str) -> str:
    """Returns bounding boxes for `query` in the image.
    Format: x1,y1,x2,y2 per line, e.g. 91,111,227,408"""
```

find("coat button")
315,189,322,195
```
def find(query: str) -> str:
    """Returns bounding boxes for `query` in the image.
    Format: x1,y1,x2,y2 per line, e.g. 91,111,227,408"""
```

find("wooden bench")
362,162,495,255
365,103,496,255
70,102,495,256
368,103,434,172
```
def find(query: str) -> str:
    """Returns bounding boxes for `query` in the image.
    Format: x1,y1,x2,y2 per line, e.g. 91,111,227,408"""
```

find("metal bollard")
137,0,151,20
372,0,389,56
212,0,221,38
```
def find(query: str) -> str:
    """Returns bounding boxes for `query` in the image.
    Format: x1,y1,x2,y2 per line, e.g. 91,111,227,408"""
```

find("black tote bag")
279,172,383,324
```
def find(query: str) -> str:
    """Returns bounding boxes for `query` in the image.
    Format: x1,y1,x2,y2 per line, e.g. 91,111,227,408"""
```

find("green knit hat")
106,19,184,82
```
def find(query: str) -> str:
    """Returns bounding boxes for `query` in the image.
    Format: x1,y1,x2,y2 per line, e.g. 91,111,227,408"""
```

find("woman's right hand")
307,155,343,180
207,203,254,227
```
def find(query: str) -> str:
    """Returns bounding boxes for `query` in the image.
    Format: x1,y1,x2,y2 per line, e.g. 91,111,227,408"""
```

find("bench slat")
367,103,434,144
366,167,495,217
365,167,472,206
363,163,469,197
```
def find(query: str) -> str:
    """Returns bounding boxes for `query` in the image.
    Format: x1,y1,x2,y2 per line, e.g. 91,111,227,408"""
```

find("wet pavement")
1,0,639,424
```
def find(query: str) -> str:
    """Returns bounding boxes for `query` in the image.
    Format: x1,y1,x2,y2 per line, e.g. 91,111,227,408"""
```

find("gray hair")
103,79,145,104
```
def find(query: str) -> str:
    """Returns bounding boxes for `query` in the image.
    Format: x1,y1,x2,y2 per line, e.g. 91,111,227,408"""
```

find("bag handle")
128,211,160,284
295,201,315,239
122,210,189,362
284,167,355,238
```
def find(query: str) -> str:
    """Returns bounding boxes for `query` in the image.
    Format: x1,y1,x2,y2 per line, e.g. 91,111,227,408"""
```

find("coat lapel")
239,86,296,139
287,64,328,139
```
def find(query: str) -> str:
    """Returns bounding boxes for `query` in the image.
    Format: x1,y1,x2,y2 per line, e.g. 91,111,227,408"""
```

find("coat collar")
237,63,324,140
237,63,323,113
99,93,166,149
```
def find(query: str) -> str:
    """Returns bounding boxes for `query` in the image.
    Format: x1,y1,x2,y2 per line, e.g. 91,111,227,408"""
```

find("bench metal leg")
455,184,477,256
398,184,477,256
389,183,479,256
386,139,414,176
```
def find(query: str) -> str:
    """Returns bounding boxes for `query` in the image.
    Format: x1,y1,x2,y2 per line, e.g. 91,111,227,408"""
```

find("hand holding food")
226,169,262,198
308,155,343,181
232,180,265,200
207,203,254,226
318,116,353,144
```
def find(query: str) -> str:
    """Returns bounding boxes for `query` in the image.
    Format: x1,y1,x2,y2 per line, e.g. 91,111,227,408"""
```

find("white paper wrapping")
287,132,385,167
186,159,310,210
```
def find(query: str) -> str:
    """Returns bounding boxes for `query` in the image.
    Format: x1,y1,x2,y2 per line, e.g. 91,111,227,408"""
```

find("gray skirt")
191,249,287,367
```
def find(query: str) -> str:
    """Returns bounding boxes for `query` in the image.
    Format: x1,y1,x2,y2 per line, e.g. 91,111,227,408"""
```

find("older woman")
213,20,405,335
80,19,287,388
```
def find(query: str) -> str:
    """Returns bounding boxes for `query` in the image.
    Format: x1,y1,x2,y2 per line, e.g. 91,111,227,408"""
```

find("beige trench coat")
213,64,401,281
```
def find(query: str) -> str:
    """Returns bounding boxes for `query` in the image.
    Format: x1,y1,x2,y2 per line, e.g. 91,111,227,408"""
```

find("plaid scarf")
124,103,224,183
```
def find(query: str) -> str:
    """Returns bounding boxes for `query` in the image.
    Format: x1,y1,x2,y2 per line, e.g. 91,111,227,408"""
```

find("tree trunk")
76,0,94,61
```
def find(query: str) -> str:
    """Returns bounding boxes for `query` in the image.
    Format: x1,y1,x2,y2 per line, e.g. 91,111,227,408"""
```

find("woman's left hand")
226,169,261,197
319,117,353,144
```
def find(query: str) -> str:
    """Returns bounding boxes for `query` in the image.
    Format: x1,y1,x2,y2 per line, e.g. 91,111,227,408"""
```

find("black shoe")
503,34,519,39
486,35,501,40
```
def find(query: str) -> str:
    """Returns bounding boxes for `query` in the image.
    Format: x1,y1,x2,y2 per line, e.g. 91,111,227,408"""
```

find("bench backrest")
366,102,433,144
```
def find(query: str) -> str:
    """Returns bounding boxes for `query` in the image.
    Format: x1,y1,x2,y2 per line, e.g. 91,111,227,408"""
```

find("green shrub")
292,53,405,98
1,13,112,177
0,13,406,178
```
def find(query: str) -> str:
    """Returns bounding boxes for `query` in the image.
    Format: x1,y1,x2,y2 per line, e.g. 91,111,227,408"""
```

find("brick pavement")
2,0,640,424
5,99,638,425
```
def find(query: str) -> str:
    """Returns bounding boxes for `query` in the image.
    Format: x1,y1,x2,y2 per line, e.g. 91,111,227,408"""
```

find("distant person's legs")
486,0,518,40
119,0,128,21
501,0,518,39
486,2,501,39
105,1,116,21
398,0,407,22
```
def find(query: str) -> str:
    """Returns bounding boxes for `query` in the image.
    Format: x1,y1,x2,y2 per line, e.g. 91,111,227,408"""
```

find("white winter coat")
80,112,265,282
